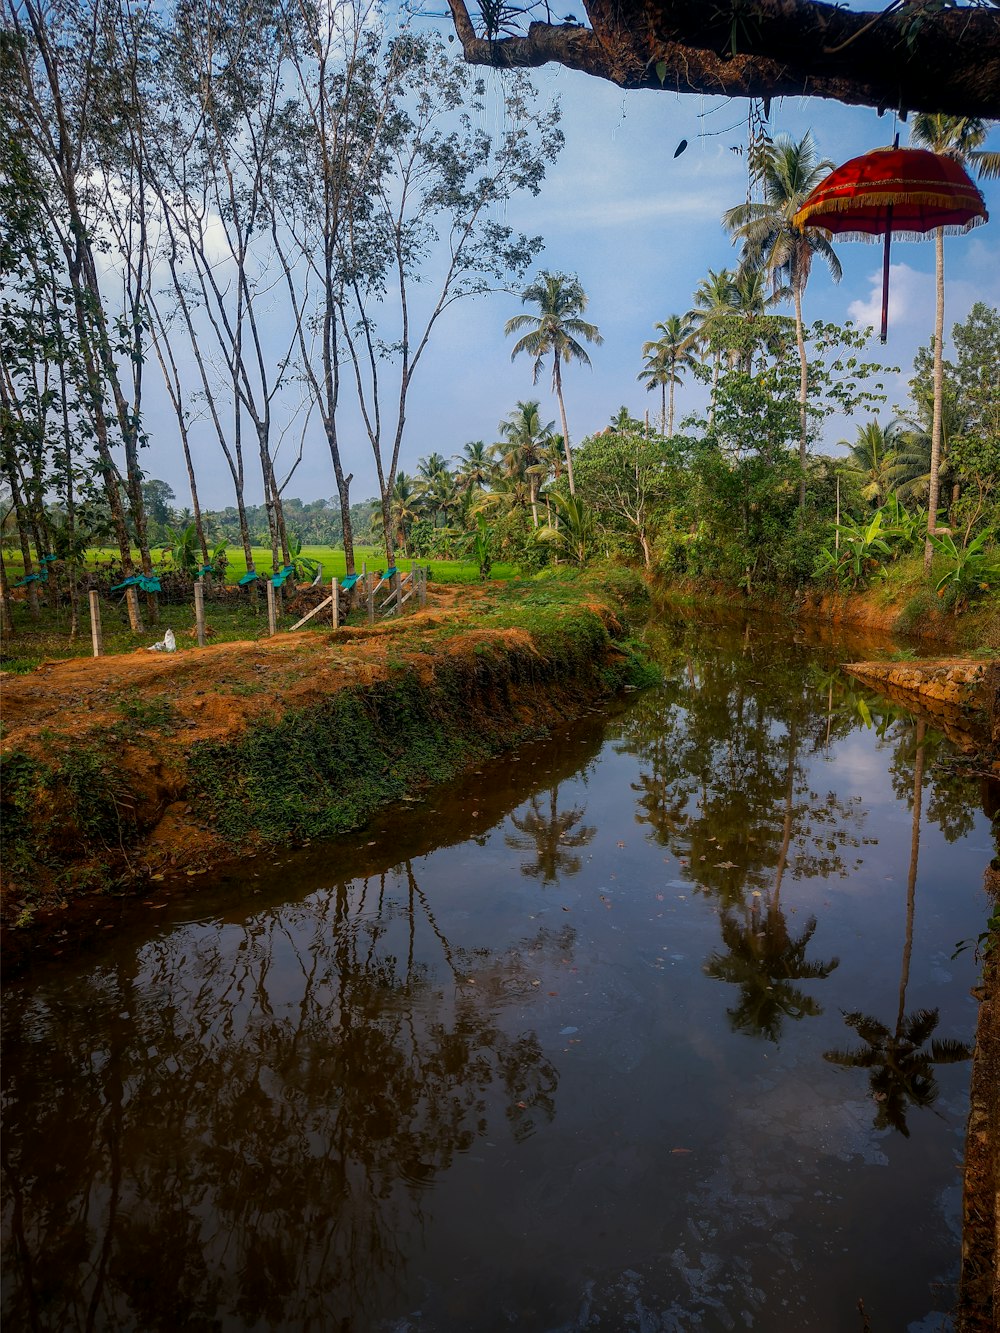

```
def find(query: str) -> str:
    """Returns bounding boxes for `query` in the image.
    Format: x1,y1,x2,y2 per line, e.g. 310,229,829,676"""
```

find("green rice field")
1,546,520,673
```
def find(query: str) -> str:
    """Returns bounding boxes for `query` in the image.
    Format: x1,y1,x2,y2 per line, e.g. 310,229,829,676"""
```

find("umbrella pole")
880,204,893,343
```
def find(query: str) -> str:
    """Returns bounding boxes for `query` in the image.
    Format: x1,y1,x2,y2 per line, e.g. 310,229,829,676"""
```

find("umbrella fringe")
800,219,987,243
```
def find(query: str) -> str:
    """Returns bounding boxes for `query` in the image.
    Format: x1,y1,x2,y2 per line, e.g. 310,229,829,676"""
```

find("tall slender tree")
637,314,698,437
495,400,554,528
723,131,842,510
687,268,736,428
909,114,1000,569
505,271,602,498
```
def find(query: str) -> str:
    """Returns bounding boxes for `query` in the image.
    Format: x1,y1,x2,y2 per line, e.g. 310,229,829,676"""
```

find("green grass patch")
185,594,651,851
111,692,180,733
1,741,141,897
4,544,521,587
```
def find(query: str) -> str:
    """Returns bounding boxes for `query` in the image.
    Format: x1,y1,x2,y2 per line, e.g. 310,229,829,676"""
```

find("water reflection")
2,864,562,1330
704,901,839,1043
2,613,992,1331
825,720,972,1135
505,787,596,883
614,631,869,1043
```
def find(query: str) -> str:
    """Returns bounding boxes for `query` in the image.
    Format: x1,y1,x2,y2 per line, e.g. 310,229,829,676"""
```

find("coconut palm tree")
723,131,843,510
838,420,903,506
704,716,839,1042
725,269,794,374
414,455,458,528
495,400,554,529
637,315,699,436
909,115,1000,570
893,360,972,507
607,405,644,434
389,471,420,554
686,268,737,426
416,452,449,485
505,271,603,498
537,490,593,565
453,440,494,495
705,904,839,1043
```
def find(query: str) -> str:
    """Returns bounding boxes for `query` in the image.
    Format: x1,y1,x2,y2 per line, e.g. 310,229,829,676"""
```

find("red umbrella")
793,145,988,341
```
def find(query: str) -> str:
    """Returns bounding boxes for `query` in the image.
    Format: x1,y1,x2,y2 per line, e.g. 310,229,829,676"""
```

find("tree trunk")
553,355,576,497
709,351,721,432
2,456,40,620
667,376,675,439
794,284,808,514
179,419,210,565
924,228,945,573
898,721,926,1030
0,546,13,637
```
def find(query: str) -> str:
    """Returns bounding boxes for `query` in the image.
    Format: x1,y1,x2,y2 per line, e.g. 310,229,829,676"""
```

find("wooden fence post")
266,579,277,635
419,565,427,608
367,575,375,624
89,589,103,657
331,576,339,628
194,578,206,647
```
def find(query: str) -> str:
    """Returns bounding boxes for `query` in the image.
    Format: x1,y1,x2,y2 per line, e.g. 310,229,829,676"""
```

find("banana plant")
470,512,493,582
288,533,321,582
929,528,1000,612
819,511,893,588
161,523,201,574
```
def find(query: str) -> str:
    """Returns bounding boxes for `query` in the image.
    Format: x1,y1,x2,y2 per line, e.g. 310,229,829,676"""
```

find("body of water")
2,614,994,1331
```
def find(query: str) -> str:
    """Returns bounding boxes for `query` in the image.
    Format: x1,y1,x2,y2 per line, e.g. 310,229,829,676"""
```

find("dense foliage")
2,7,997,633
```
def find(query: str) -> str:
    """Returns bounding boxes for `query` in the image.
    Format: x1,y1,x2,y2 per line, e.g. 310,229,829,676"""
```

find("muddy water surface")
2,615,995,1331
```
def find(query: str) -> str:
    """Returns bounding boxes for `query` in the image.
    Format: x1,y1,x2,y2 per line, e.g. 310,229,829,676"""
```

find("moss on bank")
187,636,650,850
1,571,655,915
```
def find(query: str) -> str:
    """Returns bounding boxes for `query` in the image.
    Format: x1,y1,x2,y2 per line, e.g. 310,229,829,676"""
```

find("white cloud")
847,261,933,333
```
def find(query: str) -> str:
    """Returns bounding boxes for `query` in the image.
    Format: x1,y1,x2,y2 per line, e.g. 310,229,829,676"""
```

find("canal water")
2,614,995,1331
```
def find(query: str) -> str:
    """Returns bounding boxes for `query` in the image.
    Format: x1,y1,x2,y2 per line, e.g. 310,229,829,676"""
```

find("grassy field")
1,545,523,673
5,545,519,585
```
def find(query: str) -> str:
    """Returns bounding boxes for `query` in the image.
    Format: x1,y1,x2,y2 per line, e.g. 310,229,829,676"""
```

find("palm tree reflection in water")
506,786,596,884
824,722,971,1135
703,718,840,1043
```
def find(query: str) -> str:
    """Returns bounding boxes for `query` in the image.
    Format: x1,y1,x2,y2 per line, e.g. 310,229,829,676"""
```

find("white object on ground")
147,627,177,653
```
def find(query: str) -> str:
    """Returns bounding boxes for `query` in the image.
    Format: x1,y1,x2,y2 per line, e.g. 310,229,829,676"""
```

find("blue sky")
144,51,1000,511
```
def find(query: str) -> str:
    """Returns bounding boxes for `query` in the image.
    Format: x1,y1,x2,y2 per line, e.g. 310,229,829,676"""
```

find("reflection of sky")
2,641,993,1331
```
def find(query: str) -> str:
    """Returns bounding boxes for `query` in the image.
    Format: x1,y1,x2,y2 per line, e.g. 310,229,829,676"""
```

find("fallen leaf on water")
670,1148,692,1155
531,979,541,986
516,1101,528,1109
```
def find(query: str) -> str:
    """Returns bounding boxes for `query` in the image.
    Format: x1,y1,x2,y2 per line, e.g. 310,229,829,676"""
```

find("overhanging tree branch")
444,0,1000,118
